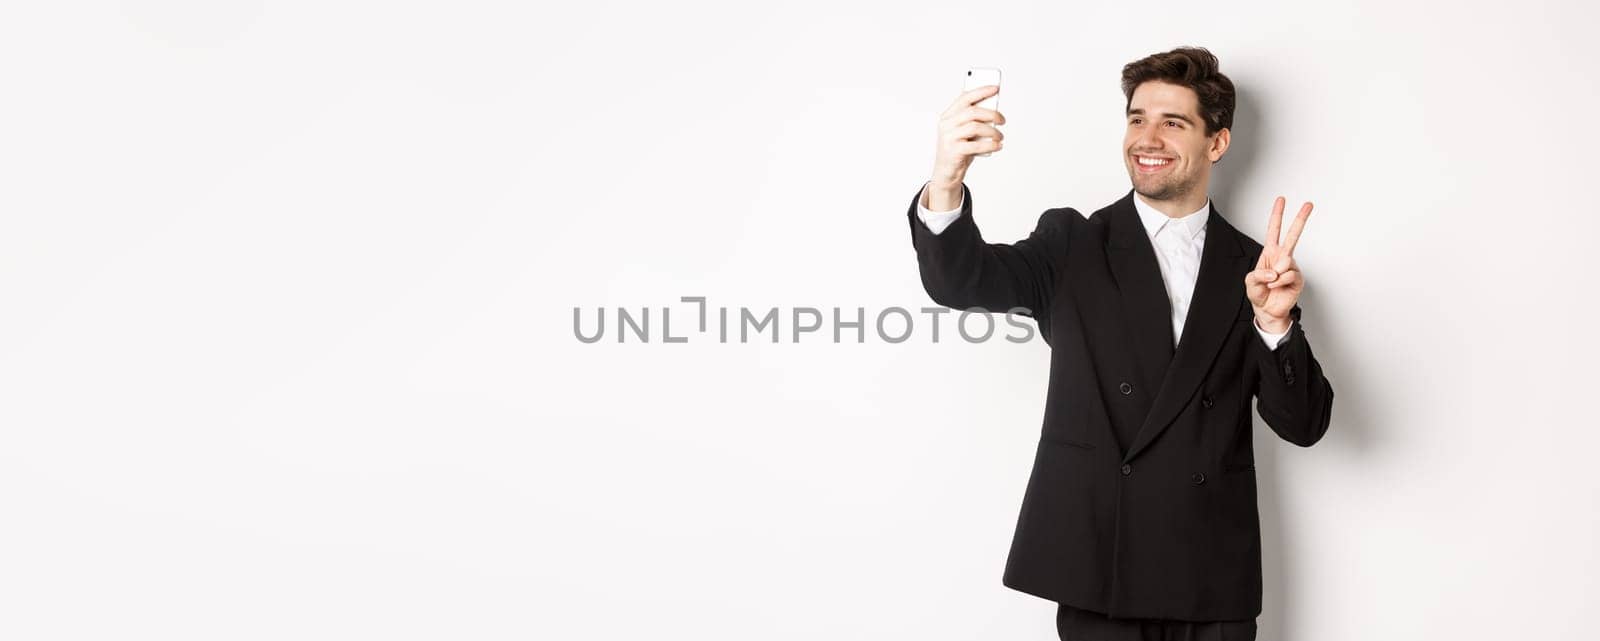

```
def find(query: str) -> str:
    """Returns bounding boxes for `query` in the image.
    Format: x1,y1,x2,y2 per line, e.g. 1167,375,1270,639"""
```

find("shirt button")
1191,472,1206,485
1119,382,1133,395
1121,464,1132,476
1201,395,1214,409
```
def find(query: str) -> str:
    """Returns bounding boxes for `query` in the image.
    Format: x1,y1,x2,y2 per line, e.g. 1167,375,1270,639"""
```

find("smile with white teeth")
1136,155,1171,166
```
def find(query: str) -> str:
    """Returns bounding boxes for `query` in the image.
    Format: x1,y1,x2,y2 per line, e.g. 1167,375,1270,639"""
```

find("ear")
1208,127,1230,163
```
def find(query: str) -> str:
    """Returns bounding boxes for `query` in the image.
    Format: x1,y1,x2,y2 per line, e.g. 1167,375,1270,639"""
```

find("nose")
1136,128,1163,154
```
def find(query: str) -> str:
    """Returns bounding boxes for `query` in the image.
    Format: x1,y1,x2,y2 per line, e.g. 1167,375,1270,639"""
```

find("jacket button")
1201,395,1214,409
1121,464,1132,476
1191,472,1206,485
1119,382,1133,395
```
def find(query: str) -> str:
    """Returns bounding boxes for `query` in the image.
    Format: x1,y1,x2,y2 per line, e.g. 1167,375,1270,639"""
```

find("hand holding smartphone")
963,67,1002,157
928,67,1006,198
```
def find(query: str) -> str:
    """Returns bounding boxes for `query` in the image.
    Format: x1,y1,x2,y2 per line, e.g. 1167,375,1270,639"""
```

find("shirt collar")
1132,193,1210,242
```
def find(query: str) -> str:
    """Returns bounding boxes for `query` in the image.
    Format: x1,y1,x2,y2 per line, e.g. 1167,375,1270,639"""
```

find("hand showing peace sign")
1245,197,1313,333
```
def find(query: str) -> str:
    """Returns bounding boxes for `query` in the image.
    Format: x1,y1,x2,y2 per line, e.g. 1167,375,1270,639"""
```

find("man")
905,47,1334,640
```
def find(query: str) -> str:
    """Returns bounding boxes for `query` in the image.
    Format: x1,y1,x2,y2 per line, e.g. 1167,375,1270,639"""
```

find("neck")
1135,190,1210,218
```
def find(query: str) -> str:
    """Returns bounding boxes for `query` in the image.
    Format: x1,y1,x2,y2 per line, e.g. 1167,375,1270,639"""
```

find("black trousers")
1056,602,1257,641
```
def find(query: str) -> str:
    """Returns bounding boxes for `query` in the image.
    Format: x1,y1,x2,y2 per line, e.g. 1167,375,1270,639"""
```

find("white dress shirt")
915,183,1292,350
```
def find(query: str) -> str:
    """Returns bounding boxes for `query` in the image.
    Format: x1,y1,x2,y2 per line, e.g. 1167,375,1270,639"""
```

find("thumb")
1244,268,1279,286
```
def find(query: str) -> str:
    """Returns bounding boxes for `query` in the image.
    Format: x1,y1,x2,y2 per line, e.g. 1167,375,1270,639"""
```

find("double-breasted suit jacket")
905,183,1335,621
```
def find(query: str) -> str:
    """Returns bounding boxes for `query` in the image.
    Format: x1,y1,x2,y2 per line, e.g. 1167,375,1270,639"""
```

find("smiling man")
905,47,1334,640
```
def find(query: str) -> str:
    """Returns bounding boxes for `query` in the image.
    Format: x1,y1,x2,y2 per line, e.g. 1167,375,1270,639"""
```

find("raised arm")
1245,197,1335,446
904,84,1071,321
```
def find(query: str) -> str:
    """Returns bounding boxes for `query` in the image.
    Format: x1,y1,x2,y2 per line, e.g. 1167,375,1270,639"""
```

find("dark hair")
1121,47,1235,137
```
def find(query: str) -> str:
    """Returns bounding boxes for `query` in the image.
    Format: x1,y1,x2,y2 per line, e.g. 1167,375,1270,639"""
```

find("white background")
2,1,1596,639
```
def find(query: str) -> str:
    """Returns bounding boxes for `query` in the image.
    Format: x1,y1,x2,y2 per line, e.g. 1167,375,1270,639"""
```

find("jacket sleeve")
905,182,1071,321
1250,303,1335,446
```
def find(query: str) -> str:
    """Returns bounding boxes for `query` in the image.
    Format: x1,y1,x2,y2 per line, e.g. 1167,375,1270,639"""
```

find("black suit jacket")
906,183,1334,621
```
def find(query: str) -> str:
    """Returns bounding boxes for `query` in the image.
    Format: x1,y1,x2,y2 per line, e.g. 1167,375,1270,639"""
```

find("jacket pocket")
1042,435,1096,450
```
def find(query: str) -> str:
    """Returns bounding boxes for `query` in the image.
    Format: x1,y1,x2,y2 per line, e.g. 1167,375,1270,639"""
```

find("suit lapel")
1121,199,1249,464
1105,192,1176,410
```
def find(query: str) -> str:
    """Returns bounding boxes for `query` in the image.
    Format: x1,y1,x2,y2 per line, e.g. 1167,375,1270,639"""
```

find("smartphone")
963,67,1002,157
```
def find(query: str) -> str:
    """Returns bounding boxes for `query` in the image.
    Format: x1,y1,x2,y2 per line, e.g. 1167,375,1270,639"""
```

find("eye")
1129,117,1142,125
1165,120,1180,128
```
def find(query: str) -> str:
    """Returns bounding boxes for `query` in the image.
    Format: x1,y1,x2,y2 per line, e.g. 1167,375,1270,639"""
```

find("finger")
1280,201,1313,256
949,121,1003,143
938,110,1004,138
954,105,1006,126
1267,269,1299,289
957,139,1002,156
945,85,1000,115
1265,196,1285,249
1254,248,1271,271
1269,249,1296,273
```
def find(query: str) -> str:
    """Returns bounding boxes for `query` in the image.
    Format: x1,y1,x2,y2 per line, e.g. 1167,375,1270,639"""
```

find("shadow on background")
1212,83,1371,641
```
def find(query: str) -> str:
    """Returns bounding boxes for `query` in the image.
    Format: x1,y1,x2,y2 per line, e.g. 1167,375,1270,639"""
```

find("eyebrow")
1127,108,1195,125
